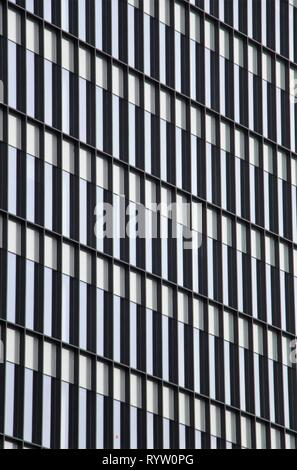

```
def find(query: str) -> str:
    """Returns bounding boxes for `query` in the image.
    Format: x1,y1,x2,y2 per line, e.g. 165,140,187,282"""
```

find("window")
205,20,215,51
129,172,141,204
263,144,274,174
192,201,202,233
147,380,158,414
206,113,216,145
251,229,262,260
44,236,57,270
96,156,109,189
128,0,139,7
130,271,142,304
176,98,186,130
179,393,190,426
207,209,218,240
276,60,286,90
234,37,244,67
248,45,258,75
62,38,75,72
8,9,22,45
79,149,92,181
96,56,108,89
271,428,281,449
27,123,40,157
209,305,219,337
146,179,157,210
44,131,57,165
226,410,237,444
162,285,174,318
128,73,140,106
195,398,206,432
286,433,296,450
220,28,230,59
79,355,92,390
210,405,222,438
146,278,158,311
191,106,201,137
144,0,155,16
4,441,19,450
26,228,39,263
268,330,279,361
62,140,75,174
62,243,75,277
80,250,92,284
9,114,22,150
294,248,297,277
224,311,235,342
278,151,288,181
61,348,74,383
26,19,39,54
159,0,170,26
25,335,38,371
221,122,231,152
144,81,156,114
8,220,22,256
265,236,276,267
178,291,189,323
43,341,57,377
279,243,290,273
113,164,125,196
114,367,125,402
44,28,57,63
238,318,249,349
193,298,204,330
112,65,124,98
160,90,171,122
6,328,20,365
130,374,142,408
97,257,109,291
250,136,260,166
235,129,246,159
241,416,252,448
163,386,175,420
262,52,272,83
282,336,292,367
96,361,109,396
256,422,267,449
222,216,232,247
79,47,91,81
190,11,200,43
253,324,264,355
175,3,185,34
114,264,125,297
176,194,189,226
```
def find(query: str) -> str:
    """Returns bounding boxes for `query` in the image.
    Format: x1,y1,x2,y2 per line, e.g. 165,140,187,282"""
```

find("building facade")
0,0,297,450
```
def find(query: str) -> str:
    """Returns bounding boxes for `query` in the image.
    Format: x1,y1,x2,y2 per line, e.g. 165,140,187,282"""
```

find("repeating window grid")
4,115,292,328
0,0,296,450
3,1,296,149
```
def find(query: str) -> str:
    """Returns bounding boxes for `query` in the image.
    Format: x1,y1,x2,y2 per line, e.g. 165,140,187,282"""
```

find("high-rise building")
0,0,297,450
